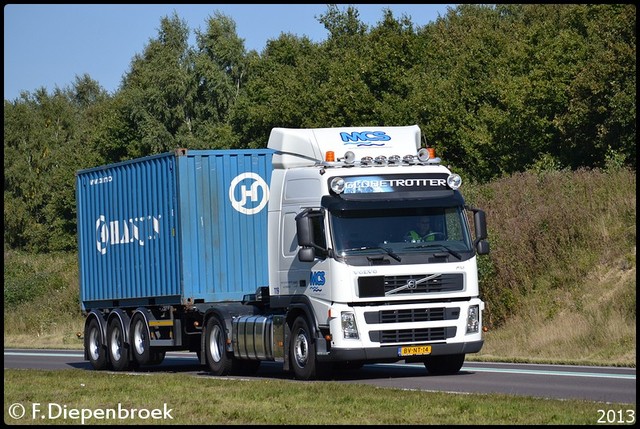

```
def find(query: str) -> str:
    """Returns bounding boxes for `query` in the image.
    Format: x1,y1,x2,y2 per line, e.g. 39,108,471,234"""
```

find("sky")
4,4,455,101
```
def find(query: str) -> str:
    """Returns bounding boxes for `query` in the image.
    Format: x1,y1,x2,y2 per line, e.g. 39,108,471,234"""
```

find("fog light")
388,155,401,165
403,154,416,164
417,148,429,162
360,156,373,166
374,155,387,165
343,151,356,165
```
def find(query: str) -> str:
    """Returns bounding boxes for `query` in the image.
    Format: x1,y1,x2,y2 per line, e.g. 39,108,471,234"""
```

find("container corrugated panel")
76,149,273,310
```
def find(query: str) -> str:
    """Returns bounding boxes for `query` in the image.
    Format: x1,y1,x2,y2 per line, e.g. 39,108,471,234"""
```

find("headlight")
341,312,359,339
374,155,387,165
403,154,416,164
330,177,345,194
360,156,373,166
417,148,430,162
466,305,480,334
447,174,462,190
343,151,355,165
388,154,401,165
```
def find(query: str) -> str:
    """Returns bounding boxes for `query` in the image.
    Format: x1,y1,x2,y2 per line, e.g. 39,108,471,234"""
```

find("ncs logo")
340,131,390,147
310,271,326,286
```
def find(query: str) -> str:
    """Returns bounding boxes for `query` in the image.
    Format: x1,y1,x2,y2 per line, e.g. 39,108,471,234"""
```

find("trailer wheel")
130,314,151,365
424,354,465,375
107,317,130,371
290,316,327,380
204,317,232,376
85,318,108,370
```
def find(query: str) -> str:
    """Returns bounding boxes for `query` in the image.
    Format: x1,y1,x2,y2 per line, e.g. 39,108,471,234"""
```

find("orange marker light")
325,151,335,162
427,148,436,159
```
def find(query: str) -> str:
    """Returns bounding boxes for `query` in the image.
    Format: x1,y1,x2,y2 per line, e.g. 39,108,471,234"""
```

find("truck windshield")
329,207,473,258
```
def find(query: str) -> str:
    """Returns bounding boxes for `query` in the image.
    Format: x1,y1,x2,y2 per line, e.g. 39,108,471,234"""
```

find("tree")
189,11,248,149
113,12,194,159
4,76,110,251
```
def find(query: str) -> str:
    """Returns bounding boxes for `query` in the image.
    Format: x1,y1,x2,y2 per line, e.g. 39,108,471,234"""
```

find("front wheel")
204,317,232,376
423,354,465,375
290,316,328,380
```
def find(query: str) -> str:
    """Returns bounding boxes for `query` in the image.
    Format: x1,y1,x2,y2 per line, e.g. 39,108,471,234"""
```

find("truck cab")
266,125,489,378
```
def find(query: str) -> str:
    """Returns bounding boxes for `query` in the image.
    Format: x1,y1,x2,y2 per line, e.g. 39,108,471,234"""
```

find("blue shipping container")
76,149,273,310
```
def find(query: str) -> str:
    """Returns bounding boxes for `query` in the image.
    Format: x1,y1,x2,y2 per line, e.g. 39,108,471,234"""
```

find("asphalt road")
4,348,636,405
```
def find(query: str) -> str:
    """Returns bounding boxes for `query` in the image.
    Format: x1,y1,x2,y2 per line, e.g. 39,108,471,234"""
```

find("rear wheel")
204,317,232,376
423,354,465,375
85,318,108,370
130,314,151,365
107,317,130,371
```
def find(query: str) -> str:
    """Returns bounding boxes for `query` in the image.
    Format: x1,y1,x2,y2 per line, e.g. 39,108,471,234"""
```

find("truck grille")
358,273,463,298
364,307,460,324
369,327,457,344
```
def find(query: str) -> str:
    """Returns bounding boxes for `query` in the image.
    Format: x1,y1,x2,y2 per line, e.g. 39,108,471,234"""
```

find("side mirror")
298,247,315,262
295,209,326,261
476,239,490,255
474,209,488,241
466,205,490,254
295,211,314,247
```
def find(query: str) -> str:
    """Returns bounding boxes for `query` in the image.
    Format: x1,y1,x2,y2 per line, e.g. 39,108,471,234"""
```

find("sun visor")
268,125,421,169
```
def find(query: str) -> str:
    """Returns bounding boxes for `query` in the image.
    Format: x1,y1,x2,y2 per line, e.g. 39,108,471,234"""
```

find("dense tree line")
4,4,636,252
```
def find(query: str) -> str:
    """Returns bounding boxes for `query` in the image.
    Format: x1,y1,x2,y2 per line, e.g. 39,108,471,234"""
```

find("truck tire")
423,354,465,375
107,317,130,371
85,318,108,370
290,316,328,380
130,314,151,366
204,317,232,376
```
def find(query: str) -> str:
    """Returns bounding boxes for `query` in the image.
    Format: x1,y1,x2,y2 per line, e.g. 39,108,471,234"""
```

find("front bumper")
317,339,484,363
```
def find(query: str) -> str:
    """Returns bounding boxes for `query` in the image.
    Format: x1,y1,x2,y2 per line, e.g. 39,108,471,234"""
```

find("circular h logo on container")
229,173,270,215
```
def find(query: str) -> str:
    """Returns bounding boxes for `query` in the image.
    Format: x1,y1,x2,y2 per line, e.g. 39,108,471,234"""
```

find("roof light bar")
321,148,443,167
374,155,387,165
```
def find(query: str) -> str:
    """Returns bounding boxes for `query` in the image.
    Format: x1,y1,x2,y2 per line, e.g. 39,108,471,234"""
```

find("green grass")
4,369,634,425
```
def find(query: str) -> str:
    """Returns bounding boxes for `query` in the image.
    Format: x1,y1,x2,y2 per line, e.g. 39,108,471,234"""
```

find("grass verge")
4,369,635,425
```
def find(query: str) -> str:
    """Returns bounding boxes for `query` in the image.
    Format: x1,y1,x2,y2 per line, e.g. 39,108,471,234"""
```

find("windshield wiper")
406,243,462,260
342,246,402,262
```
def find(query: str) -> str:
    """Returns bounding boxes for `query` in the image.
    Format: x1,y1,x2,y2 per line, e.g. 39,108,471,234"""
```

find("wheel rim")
133,320,146,356
110,327,122,361
208,325,222,363
89,327,100,361
293,330,309,367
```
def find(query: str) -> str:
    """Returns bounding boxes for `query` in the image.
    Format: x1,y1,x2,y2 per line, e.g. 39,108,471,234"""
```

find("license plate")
398,345,432,356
